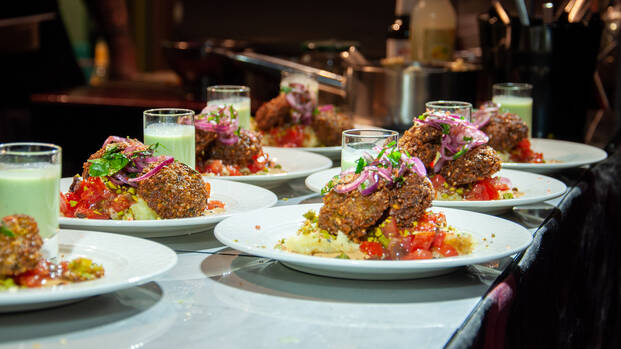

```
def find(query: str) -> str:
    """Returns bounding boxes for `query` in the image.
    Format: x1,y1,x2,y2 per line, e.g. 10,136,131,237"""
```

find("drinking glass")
207,85,251,130
341,129,399,171
0,142,61,259
143,108,195,169
425,100,473,121
492,83,533,136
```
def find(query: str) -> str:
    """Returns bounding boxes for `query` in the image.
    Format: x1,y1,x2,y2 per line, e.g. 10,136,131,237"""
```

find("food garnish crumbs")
234,239,239,243
255,225,261,230
282,198,289,201
492,233,496,238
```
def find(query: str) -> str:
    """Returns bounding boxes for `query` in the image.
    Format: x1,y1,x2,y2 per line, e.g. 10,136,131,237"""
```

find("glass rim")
492,82,533,91
0,142,62,156
342,128,399,138
207,85,250,93
143,108,195,117
425,100,473,109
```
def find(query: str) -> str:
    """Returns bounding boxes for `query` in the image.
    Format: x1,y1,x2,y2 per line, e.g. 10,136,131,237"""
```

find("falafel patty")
137,161,209,219
0,215,43,277
440,145,502,186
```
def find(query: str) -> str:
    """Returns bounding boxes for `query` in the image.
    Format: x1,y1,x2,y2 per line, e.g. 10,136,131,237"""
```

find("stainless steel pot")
216,50,481,131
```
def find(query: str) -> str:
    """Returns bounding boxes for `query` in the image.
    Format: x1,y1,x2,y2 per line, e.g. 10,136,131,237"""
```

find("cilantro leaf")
418,114,427,120
386,140,396,148
388,150,401,166
355,157,367,174
280,86,292,94
441,124,451,134
463,136,473,142
452,147,467,160
0,225,15,238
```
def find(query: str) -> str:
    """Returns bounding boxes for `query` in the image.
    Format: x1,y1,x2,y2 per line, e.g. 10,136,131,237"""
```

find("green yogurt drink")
209,97,251,129
492,95,533,136
144,123,196,168
0,163,61,239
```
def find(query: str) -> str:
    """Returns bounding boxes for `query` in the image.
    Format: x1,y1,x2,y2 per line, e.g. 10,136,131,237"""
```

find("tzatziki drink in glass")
207,85,251,130
492,83,533,137
0,143,61,259
341,129,399,171
144,108,196,169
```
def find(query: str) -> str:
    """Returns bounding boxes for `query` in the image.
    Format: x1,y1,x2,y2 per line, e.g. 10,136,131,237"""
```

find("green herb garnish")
417,114,427,120
355,157,367,174
88,147,130,177
463,136,473,142
280,86,293,94
452,147,467,160
336,252,350,259
313,107,320,116
441,124,451,134
0,225,15,238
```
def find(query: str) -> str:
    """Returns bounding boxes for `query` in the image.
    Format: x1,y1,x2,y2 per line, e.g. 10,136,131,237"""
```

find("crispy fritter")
208,130,263,166
311,110,354,146
195,130,218,157
137,161,208,219
255,94,291,131
398,125,442,169
482,113,529,152
0,215,43,277
389,174,434,229
318,181,390,241
440,145,502,186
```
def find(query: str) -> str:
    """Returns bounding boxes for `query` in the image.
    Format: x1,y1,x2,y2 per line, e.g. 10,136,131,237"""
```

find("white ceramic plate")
306,168,567,214
214,204,532,280
59,178,277,237
502,138,607,174
293,145,341,160
203,147,333,188
0,229,177,312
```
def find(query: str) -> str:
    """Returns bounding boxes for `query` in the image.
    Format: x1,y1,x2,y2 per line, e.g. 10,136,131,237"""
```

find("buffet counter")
4,150,615,349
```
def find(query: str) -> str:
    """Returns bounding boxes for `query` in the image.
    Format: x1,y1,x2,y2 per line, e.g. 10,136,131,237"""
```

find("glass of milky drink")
341,129,399,171
492,83,533,137
143,108,196,169
207,85,251,130
0,143,61,259
425,100,473,122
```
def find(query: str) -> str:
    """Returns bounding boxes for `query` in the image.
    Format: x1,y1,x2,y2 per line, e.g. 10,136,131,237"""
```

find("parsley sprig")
0,225,15,238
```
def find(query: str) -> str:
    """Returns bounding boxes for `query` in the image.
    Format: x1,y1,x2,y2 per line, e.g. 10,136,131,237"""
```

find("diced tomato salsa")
268,125,306,147
510,139,544,163
60,177,132,219
197,151,270,176
430,174,513,201
360,212,462,260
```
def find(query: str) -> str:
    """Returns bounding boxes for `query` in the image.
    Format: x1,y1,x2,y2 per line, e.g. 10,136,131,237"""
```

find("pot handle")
213,48,345,90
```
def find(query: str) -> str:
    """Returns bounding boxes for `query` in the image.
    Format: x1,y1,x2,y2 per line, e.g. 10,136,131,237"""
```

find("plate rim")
502,138,607,170
305,168,567,208
0,229,177,306
59,178,278,228
205,146,333,182
214,204,533,271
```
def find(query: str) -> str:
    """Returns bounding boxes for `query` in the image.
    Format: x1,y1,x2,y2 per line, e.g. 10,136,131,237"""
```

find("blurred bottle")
409,0,456,62
386,0,414,59
90,38,109,85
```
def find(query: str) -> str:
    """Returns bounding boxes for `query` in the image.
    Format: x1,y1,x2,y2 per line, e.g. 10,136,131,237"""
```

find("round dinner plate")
203,147,333,188
59,178,277,237
305,168,567,214
290,145,341,160
502,138,607,174
0,229,177,312
215,204,532,280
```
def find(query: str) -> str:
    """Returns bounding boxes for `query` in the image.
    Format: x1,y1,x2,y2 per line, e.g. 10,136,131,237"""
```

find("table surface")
0,177,564,349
